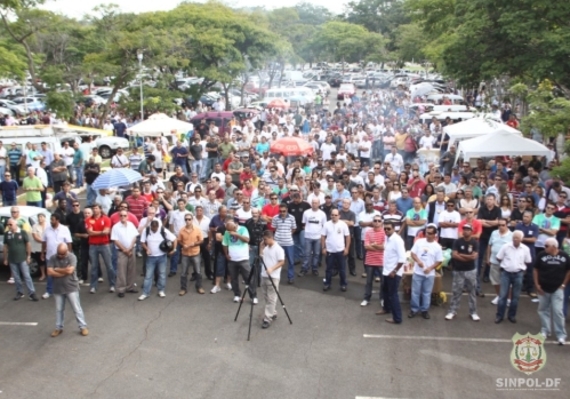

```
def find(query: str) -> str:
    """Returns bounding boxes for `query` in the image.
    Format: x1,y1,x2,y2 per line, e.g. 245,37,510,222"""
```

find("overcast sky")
40,0,347,18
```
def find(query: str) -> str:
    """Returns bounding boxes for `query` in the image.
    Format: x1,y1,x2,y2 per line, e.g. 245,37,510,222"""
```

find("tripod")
234,254,293,341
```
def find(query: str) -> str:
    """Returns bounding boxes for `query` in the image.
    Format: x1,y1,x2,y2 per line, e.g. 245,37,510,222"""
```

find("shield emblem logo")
510,333,547,375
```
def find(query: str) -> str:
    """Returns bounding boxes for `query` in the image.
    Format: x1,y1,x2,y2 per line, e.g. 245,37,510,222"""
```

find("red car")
337,83,356,100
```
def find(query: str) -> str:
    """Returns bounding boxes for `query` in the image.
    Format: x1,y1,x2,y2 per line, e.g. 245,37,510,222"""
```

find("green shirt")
219,143,235,159
3,229,29,263
73,149,83,167
22,176,42,202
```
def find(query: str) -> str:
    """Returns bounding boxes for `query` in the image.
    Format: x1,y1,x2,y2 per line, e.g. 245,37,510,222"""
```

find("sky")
40,0,348,18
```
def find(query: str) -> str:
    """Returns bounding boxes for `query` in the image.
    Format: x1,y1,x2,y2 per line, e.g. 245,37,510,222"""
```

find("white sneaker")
233,296,240,303
507,299,511,306
138,294,148,301
558,338,566,346
470,313,481,322
491,296,499,305
89,288,96,294
210,285,221,294
361,300,369,307
7,277,14,284
445,312,455,320
98,277,104,283
539,331,549,339
531,298,539,303
158,291,166,298
41,292,50,299
226,283,232,290
252,297,258,305
136,252,143,258
109,286,115,293
374,277,381,282
78,280,84,285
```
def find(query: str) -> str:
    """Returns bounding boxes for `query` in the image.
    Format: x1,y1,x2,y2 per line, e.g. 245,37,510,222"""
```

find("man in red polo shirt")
261,193,280,231
125,187,149,221
86,204,115,294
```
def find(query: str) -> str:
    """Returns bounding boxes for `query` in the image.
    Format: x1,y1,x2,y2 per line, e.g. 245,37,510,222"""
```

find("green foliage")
394,22,427,62
45,90,74,120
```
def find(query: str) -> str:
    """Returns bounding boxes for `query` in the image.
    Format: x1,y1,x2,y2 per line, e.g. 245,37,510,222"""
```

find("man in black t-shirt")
477,194,501,291
205,136,219,180
446,224,481,321
189,136,203,177
534,239,570,344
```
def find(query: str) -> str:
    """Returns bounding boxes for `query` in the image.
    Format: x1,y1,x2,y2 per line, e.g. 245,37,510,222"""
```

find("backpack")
146,226,174,253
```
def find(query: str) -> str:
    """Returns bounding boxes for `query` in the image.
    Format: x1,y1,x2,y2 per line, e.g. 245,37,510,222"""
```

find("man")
487,219,513,305
185,173,203,195
171,140,190,174
227,153,244,188
84,157,100,207
110,210,139,297
485,175,504,202
321,209,350,292
209,210,232,294
404,197,427,250
125,186,150,222
533,202,560,258
438,200,461,249
260,231,284,329
53,199,69,226
205,136,219,179
47,243,88,337
3,218,38,301
395,189,413,214
53,181,78,213
516,210,540,299
272,204,297,284
193,206,212,279
338,198,357,276
168,199,191,277
189,136,203,178
495,231,532,324
129,147,143,172
86,204,115,294
72,142,84,188
67,201,90,283
22,167,44,207
61,141,75,178
223,220,256,303
361,214,384,307
440,145,457,175
357,199,382,277
8,142,22,184
41,214,73,300
178,213,204,295
376,221,406,324
384,147,404,174
139,220,177,300
244,208,267,269
477,194,501,292
382,200,405,235
0,170,18,206
287,193,310,265
445,224,481,321
299,198,327,277
332,181,350,209
235,195,253,225
222,174,238,204
534,238,570,345
409,224,443,319
169,166,189,192
426,188,447,225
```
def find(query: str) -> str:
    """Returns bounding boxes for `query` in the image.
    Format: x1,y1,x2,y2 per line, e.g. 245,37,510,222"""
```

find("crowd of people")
2,86,569,344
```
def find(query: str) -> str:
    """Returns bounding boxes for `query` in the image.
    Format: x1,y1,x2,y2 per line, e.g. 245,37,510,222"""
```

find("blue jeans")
363,265,383,302
0,164,5,182
354,226,363,258
143,254,167,295
205,157,218,179
383,274,402,323
564,283,570,318
192,160,201,177
324,251,347,287
282,245,295,280
496,270,524,320
538,289,567,340
292,231,304,263
86,184,97,206
111,244,118,272
9,261,36,295
74,166,84,187
302,238,321,272
200,159,208,180
215,252,227,277
175,163,188,175
170,243,182,274
54,291,87,330
410,273,435,313
476,239,490,293
89,244,115,289
2,199,16,206
26,201,42,207
249,245,259,269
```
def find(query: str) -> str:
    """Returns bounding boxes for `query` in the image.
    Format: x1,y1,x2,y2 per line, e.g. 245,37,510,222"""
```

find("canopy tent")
444,118,521,149
457,130,550,161
270,137,314,156
410,82,437,98
128,113,194,137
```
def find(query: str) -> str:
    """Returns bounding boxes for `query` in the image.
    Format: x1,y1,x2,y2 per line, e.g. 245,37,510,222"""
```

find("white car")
0,99,27,115
0,206,51,277
59,134,129,159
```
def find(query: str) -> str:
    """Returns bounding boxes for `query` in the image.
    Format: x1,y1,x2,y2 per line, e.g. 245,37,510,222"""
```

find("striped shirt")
125,195,149,220
271,214,296,247
8,148,22,166
129,153,143,171
381,210,404,232
364,229,385,266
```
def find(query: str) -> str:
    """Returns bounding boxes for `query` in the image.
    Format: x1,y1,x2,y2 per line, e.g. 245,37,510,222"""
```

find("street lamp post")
137,51,144,121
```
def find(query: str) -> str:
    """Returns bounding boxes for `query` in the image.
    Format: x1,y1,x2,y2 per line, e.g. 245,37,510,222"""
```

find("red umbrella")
267,99,290,109
270,137,314,156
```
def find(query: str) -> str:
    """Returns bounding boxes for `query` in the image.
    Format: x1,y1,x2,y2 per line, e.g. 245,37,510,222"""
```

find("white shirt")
419,135,435,149
384,152,404,174
320,143,336,161
35,167,48,187
111,221,139,249
141,226,176,257
0,147,6,166
111,154,129,168
42,224,72,260
235,207,253,225
193,215,210,237
302,209,327,240
321,220,349,253
382,233,406,276
188,196,207,211
138,217,163,233
169,209,190,236
306,191,325,205
261,242,285,279
358,210,381,240
359,141,372,158
496,242,531,272
61,147,75,166
411,238,444,276
438,210,461,239
211,171,225,183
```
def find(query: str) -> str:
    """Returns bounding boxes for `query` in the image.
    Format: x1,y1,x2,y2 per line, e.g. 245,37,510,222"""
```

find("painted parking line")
0,321,38,326
363,334,561,344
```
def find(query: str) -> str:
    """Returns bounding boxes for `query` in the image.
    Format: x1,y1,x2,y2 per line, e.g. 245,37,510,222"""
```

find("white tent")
128,113,194,137
444,117,521,149
458,130,550,160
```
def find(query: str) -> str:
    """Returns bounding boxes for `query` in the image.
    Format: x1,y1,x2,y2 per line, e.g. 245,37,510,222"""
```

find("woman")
388,182,402,202
420,183,435,205
499,194,512,220
534,186,546,212
302,158,312,175
345,153,357,173
296,176,309,199
31,213,47,281
459,188,480,216
399,171,409,191
454,189,465,208
289,167,302,184
526,195,539,215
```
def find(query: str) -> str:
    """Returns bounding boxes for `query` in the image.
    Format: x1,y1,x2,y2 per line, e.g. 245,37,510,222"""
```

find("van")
190,111,235,137
264,87,315,105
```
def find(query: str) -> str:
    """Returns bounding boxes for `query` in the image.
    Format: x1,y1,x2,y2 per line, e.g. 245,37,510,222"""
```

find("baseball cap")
463,224,473,230
290,185,299,191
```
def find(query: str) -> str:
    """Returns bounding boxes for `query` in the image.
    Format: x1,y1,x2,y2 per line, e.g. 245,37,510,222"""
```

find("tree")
394,22,427,62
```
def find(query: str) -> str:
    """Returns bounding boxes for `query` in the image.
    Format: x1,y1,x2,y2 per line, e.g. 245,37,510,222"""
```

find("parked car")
57,132,128,159
0,206,51,278
11,97,46,112
328,74,343,88
190,111,234,136
0,99,27,115
337,83,356,100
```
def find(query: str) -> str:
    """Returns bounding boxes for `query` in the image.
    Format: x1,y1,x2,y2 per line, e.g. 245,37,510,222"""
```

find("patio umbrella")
91,168,143,190
270,137,314,156
267,99,290,109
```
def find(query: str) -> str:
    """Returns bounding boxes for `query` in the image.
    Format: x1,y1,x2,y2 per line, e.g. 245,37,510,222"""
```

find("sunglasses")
373,220,382,223
384,227,392,231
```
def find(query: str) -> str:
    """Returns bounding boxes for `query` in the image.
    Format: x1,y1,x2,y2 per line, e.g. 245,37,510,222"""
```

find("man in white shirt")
260,230,285,329
320,136,336,161
210,163,225,183
321,209,350,291
419,130,435,150
168,199,191,277
110,148,129,168
384,147,404,174
377,220,406,324
438,200,461,249
409,224,443,319
299,199,327,277
358,135,372,165
306,183,325,205
110,211,138,296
